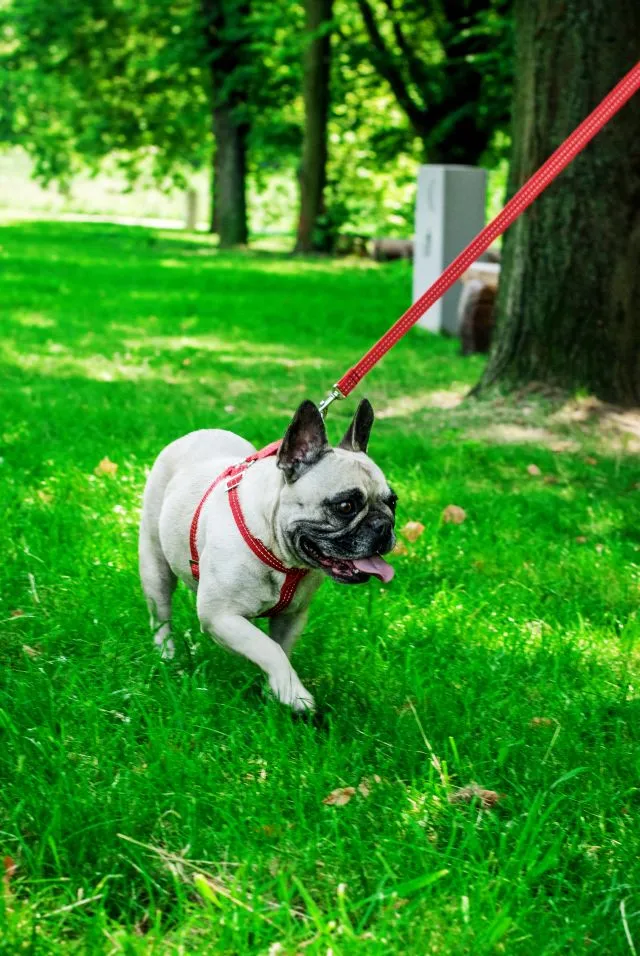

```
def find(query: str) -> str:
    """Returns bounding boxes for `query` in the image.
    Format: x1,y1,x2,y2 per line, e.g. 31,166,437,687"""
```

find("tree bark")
209,147,218,235
294,0,333,253
475,0,640,406
202,0,250,247
213,108,248,247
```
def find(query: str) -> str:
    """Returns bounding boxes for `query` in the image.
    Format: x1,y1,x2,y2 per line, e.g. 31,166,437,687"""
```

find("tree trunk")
213,108,248,247
202,0,250,247
475,0,640,406
294,0,333,254
209,147,218,235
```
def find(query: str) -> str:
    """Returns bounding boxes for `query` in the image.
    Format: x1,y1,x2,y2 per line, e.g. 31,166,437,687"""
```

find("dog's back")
142,430,252,518
140,429,255,585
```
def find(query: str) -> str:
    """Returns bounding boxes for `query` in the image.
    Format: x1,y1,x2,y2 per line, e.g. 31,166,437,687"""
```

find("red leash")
189,440,308,616
318,60,640,412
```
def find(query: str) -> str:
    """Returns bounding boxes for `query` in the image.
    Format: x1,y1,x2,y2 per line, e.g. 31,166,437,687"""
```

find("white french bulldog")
139,399,396,712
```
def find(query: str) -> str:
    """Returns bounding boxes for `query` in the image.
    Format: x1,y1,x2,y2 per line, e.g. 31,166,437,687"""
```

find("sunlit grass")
0,220,639,954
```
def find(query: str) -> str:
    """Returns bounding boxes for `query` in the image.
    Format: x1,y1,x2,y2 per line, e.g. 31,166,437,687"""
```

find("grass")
1,220,639,954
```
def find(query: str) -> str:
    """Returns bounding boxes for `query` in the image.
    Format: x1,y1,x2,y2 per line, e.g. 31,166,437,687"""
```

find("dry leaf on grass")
575,536,588,544
94,457,118,477
37,489,53,504
392,540,409,556
442,505,467,525
10,609,24,618
530,716,555,727
543,475,559,485
401,521,425,542
449,783,503,809
323,787,356,807
584,456,598,466
3,856,17,891
22,645,41,658
526,464,542,477
357,775,381,798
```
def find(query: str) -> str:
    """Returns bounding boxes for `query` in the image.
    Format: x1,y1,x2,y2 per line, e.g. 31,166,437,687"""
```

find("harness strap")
188,465,236,579
228,484,289,573
265,568,309,618
189,441,308,617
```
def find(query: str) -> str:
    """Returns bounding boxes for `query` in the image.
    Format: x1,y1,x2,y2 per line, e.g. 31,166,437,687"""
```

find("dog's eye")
337,500,355,516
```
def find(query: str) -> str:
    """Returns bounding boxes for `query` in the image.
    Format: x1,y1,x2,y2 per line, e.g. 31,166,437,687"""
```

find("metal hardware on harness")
317,384,346,418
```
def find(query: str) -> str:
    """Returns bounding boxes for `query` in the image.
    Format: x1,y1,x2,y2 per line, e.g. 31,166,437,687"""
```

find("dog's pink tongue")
353,555,395,583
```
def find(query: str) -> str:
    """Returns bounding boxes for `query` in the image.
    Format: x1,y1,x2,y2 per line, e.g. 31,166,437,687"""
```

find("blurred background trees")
352,0,511,165
0,0,513,249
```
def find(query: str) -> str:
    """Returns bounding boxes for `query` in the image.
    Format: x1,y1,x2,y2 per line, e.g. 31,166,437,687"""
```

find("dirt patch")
471,424,560,445
377,389,465,419
551,398,640,453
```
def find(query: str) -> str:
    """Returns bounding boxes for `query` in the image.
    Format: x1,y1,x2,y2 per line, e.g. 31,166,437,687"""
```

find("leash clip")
318,384,345,418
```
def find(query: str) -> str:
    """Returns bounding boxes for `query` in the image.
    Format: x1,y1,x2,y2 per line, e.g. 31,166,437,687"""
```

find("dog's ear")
277,400,330,482
339,398,374,454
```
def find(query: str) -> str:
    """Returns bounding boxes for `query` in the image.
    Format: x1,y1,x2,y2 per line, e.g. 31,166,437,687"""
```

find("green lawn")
1,221,639,954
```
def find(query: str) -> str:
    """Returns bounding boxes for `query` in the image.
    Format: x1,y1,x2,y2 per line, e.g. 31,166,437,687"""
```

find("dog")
139,399,397,712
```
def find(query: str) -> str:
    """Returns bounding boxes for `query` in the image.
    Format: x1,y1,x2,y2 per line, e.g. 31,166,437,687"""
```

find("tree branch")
355,0,425,133
382,0,429,96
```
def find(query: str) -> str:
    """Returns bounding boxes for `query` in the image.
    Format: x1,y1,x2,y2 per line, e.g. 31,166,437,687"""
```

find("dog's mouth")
299,537,395,585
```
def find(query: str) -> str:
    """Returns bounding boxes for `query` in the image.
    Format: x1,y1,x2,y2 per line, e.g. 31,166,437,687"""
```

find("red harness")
188,441,308,617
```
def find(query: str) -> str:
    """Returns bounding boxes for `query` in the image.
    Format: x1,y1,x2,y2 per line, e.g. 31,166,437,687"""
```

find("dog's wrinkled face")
276,399,397,584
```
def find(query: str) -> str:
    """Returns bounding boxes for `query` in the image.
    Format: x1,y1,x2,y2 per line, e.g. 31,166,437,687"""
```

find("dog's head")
276,399,396,584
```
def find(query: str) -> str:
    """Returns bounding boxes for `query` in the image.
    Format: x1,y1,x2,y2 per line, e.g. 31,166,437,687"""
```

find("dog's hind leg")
139,520,177,659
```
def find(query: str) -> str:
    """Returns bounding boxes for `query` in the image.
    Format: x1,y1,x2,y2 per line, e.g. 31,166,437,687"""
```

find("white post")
413,165,487,335
185,188,198,231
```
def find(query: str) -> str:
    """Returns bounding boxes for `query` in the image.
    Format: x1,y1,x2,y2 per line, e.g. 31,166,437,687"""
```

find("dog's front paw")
269,672,315,713
153,627,175,661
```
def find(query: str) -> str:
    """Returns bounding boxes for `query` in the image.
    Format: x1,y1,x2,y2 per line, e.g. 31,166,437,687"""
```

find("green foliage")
0,0,513,237
344,0,513,164
0,0,290,189
1,220,639,952
249,0,305,171
1,0,210,186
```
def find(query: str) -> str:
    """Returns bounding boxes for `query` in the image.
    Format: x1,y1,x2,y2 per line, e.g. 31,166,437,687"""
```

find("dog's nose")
370,516,394,553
